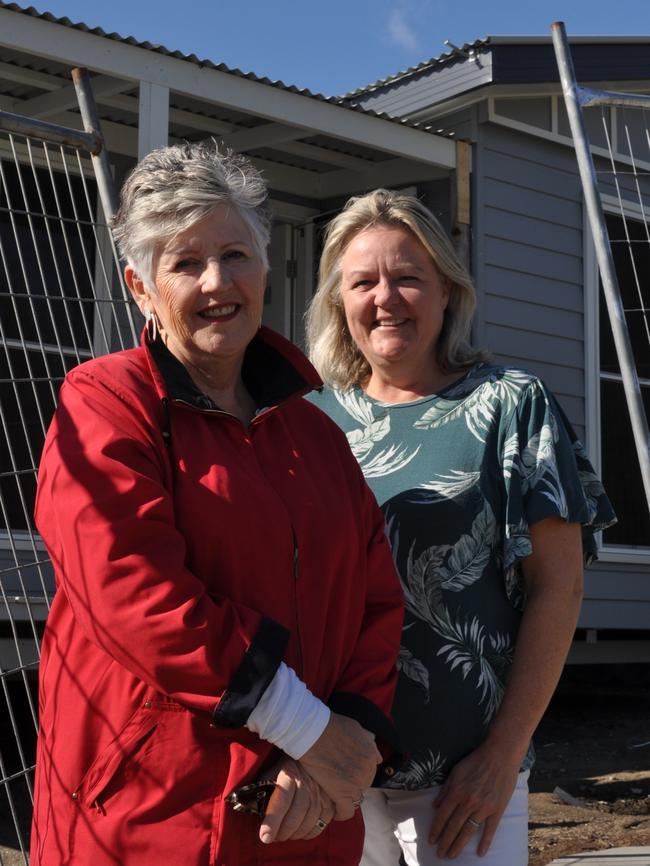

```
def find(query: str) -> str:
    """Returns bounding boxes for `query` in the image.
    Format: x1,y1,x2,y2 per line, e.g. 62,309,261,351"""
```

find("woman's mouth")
198,303,239,321
373,318,408,328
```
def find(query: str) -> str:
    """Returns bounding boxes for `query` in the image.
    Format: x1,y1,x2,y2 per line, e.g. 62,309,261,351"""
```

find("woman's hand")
259,758,335,844
428,742,520,858
298,711,381,821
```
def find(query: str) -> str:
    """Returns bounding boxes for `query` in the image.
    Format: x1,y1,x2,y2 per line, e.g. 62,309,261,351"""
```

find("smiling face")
339,224,449,393
126,206,266,377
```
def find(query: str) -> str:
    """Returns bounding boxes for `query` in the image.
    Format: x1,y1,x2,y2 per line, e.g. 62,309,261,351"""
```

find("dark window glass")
601,214,650,378
600,380,650,546
599,213,650,547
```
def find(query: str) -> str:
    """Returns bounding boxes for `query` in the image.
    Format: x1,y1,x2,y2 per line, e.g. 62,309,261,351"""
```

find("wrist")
481,724,531,769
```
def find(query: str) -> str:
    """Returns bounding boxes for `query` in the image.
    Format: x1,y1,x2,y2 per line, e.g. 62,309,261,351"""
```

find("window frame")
584,194,650,563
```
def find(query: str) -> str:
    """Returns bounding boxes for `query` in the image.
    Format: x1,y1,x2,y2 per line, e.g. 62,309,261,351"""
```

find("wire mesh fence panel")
552,22,650,546
0,119,135,864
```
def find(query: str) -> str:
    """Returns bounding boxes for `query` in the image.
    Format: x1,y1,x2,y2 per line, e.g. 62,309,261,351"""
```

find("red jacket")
30,328,403,866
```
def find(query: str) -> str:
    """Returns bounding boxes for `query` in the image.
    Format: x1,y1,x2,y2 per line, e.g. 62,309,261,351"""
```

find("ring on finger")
465,817,481,830
352,796,364,809
315,818,328,831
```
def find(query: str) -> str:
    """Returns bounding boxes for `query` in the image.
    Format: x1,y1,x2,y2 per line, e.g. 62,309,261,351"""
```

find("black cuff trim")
212,618,290,728
328,692,404,786
328,691,400,750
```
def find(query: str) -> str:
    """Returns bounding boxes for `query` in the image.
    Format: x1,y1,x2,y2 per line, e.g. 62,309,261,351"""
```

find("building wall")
468,111,650,636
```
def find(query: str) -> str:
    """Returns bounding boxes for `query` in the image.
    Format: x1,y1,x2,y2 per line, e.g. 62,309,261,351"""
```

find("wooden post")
451,139,471,269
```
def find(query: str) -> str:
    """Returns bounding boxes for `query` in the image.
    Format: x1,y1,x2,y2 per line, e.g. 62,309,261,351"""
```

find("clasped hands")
258,712,380,845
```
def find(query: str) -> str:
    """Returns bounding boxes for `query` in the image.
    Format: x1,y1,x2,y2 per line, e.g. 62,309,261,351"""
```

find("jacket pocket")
79,707,158,809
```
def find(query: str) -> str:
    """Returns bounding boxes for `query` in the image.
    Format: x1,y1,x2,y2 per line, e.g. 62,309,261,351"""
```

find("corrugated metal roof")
0,1,439,134
344,33,650,99
344,38,491,99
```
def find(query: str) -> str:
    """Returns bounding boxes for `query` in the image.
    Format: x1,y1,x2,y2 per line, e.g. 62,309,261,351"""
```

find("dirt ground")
528,667,650,865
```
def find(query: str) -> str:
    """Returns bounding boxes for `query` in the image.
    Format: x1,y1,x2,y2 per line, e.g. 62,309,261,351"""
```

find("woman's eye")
352,279,373,290
223,249,246,261
174,258,198,270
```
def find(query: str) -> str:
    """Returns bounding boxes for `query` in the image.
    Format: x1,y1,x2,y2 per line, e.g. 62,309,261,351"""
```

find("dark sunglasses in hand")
226,779,276,817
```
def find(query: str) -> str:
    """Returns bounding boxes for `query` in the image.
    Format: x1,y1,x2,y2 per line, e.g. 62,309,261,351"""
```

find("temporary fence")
552,21,650,520
0,70,136,864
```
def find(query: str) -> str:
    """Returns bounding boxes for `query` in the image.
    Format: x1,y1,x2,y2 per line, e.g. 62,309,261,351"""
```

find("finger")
302,791,336,840
279,781,319,841
440,815,482,860
477,815,498,857
433,806,471,858
259,779,295,845
428,797,456,843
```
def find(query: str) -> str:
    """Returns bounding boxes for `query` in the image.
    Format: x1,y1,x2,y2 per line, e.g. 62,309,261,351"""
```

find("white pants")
360,771,529,866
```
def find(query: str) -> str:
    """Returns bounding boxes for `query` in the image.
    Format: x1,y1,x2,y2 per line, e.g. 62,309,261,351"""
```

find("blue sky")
22,0,650,95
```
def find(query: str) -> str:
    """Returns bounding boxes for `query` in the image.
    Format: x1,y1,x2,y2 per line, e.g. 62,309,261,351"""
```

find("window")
593,208,650,551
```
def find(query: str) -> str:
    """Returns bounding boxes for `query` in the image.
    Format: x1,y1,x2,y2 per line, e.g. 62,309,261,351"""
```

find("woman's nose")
374,279,398,306
202,259,231,290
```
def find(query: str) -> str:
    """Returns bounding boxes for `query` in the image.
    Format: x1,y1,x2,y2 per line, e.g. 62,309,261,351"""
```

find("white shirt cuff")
245,662,331,759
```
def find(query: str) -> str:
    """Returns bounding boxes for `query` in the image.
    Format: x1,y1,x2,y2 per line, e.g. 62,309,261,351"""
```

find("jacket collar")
143,326,322,413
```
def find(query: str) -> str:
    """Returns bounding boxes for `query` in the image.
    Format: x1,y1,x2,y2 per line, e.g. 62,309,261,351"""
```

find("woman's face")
129,206,266,372
339,224,449,381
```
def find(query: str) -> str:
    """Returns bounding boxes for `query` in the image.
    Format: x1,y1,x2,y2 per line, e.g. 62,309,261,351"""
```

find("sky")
20,0,650,96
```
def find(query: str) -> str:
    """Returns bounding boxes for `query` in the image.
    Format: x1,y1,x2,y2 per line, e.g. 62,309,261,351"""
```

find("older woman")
306,189,615,866
30,144,403,866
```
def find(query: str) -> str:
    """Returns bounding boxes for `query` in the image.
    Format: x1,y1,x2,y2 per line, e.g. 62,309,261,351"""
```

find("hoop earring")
144,307,159,342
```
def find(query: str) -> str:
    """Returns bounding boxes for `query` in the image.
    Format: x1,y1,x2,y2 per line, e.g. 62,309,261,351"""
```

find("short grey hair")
306,188,487,391
112,140,271,286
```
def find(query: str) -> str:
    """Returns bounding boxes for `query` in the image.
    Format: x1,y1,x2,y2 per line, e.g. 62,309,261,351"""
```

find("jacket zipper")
291,527,304,677
171,398,306,675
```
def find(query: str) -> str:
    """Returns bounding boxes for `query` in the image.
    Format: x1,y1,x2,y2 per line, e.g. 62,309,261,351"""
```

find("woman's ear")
124,265,149,315
441,276,452,310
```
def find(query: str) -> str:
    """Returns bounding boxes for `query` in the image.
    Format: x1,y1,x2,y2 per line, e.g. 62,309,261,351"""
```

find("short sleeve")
500,379,616,601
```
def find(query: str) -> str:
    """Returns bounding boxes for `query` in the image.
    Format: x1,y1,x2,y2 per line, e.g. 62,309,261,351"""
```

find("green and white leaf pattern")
417,469,481,501
334,388,421,476
438,502,496,592
397,645,431,703
362,442,421,478
382,749,446,789
346,415,390,459
334,387,376,427
308,362,615,789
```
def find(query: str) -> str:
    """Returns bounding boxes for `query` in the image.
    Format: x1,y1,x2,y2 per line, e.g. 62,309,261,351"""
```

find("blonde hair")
306,189,486,390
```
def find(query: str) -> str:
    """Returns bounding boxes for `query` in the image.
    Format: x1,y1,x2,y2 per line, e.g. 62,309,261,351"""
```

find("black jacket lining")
212,618,290,728
148,335,309,413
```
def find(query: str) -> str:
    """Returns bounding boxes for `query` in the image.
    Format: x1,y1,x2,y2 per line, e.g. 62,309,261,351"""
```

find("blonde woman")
306,189,615,866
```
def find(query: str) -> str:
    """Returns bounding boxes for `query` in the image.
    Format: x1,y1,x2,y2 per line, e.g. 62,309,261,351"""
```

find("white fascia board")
0,8,455,170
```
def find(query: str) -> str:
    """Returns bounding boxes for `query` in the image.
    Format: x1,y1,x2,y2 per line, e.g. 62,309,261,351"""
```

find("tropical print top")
307,363,616,789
